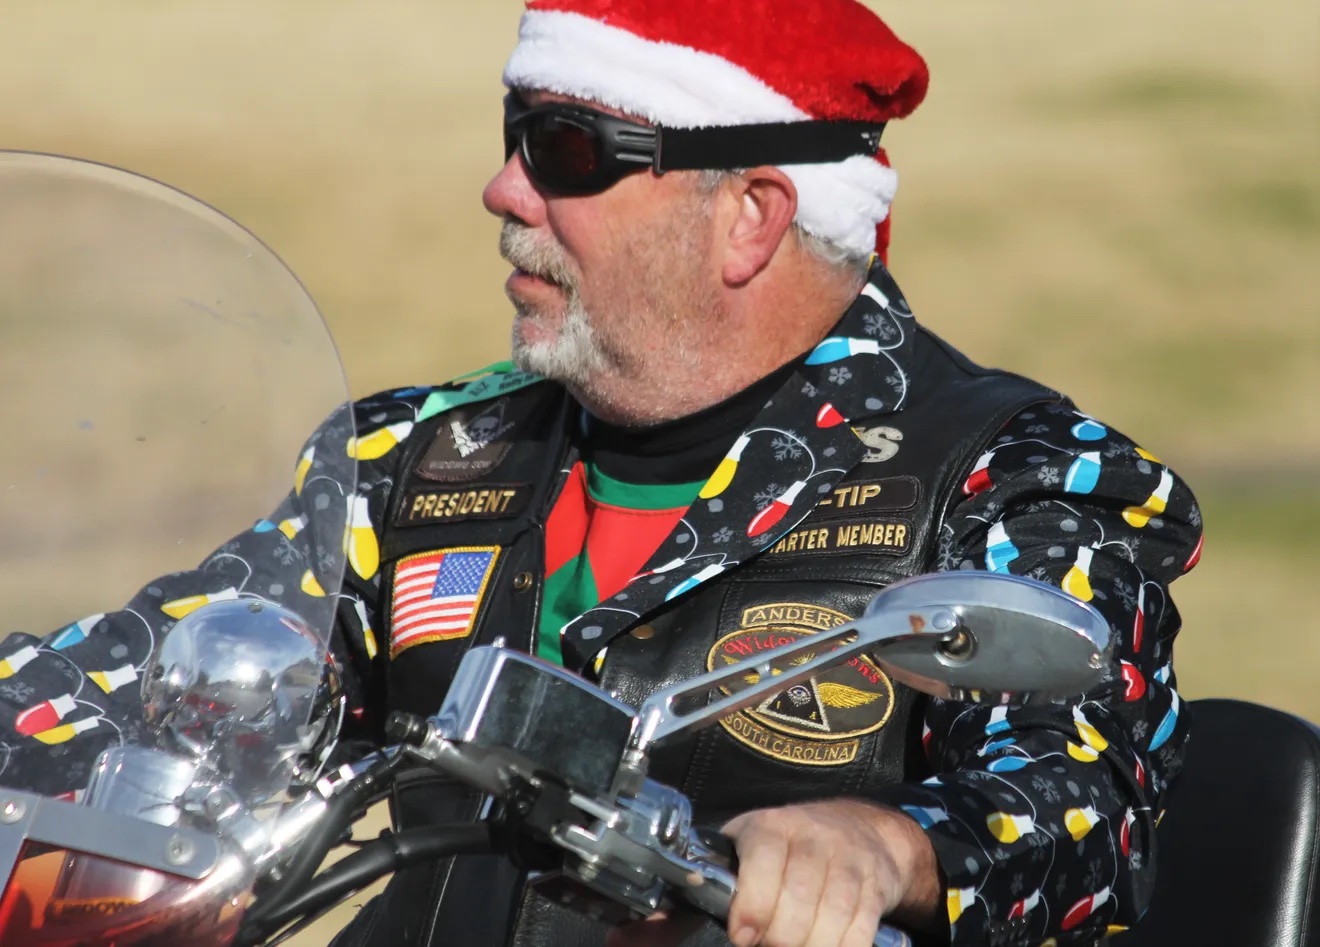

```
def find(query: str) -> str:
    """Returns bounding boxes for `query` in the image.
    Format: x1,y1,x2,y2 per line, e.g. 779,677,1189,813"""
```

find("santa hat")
503,0,929,261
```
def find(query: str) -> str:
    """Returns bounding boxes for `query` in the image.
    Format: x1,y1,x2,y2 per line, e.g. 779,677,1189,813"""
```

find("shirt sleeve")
0,389,419,797
872,402,1203,946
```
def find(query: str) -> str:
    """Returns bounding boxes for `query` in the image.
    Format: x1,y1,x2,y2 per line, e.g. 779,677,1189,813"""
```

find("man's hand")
721,799,941,947
606,799,943,947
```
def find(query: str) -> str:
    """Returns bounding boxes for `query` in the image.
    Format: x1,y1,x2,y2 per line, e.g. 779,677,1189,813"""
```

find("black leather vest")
333,329,1063,947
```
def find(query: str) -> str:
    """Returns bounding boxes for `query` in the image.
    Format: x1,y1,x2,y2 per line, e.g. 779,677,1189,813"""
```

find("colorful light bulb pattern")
805,336,881,365
746,480,807,537
531,308,1193,942
0,639,130,768
880,403,1202,944
885,708,1155,942
47,615,107,651
543,276,1200,942
699,435,751,501
803,279,914,413
0,266,1202,947
346,421,415,461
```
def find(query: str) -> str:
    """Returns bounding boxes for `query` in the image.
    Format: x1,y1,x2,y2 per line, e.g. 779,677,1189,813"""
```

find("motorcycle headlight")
142,599,344,806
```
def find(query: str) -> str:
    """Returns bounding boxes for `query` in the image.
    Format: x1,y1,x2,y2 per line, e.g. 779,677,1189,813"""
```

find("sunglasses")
503,94,887,197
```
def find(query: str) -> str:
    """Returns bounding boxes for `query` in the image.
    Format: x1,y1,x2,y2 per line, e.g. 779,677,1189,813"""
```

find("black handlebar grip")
385,711,429,747
693,824,738,871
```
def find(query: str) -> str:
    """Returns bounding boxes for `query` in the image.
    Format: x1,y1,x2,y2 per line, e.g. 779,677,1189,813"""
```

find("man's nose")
482,154,547,227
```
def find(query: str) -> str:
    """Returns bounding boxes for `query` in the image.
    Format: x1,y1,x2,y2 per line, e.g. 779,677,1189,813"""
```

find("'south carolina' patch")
708,603,895,767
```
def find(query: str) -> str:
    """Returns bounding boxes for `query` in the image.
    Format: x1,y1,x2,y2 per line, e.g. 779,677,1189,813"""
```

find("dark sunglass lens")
525,116,601,190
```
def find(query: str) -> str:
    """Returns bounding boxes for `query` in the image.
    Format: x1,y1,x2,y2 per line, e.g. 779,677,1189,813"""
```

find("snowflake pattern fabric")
873,406,1201,945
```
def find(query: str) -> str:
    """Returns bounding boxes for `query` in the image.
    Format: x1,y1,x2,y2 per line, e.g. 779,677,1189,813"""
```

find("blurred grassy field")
0,0,1316,940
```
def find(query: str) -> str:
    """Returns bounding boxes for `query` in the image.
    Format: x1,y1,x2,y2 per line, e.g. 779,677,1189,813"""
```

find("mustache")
499,221,577,290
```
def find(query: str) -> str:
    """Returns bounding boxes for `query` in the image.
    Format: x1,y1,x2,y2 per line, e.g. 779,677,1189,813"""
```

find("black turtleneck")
581,354,805,485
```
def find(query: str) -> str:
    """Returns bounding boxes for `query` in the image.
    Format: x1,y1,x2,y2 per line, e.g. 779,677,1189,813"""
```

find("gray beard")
510,295,611,390
501,220,613,388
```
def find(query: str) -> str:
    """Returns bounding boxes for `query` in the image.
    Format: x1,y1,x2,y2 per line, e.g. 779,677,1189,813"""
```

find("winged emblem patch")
707,602,896,767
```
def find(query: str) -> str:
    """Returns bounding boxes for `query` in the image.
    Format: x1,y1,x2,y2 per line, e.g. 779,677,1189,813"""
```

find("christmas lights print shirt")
0,263,1202,946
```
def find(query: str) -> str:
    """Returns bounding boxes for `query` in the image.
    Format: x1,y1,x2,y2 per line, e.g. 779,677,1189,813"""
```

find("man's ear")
720,167,798,286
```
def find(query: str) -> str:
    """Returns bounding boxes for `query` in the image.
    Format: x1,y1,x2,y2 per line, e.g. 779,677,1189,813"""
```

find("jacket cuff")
871,779,1109,947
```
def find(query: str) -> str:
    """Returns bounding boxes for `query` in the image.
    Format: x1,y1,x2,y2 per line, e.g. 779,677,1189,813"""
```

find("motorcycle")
0,152,1314,947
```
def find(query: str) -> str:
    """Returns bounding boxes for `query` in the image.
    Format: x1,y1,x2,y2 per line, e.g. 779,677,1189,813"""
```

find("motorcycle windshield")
0,152,356,945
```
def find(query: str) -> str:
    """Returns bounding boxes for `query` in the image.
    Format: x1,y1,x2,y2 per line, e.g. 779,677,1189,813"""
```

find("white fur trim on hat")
503,10,897,258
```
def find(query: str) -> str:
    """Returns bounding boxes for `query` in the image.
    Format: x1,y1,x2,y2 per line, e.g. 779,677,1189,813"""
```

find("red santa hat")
502,0,929,261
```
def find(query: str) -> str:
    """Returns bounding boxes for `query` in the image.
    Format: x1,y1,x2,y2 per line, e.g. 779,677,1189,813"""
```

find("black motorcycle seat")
1117,698,1319,947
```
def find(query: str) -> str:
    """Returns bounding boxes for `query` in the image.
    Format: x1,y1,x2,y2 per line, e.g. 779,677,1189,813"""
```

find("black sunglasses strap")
656,120,887,173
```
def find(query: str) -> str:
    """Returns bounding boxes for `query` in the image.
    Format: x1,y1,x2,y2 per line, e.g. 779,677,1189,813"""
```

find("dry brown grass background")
0,1,1316,941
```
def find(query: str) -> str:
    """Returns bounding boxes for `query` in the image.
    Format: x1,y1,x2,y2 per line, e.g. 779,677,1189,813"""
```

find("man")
0,1,1202,945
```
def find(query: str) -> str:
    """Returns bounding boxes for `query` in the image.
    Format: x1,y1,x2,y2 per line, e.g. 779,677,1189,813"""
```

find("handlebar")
236,824,496,945
236,811,915,947
383,707,921,947
0,573,1109,946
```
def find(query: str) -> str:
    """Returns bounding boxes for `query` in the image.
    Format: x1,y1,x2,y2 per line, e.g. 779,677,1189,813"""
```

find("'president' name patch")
396,484,531,527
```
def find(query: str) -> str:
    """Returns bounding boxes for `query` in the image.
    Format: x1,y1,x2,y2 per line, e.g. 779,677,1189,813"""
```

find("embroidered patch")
708,603,895,767
814,476,920,516
389,547,499,657
395,484,533,528
765,518,913,559
417,370,541,422
416,399,516,482
852,425,903,463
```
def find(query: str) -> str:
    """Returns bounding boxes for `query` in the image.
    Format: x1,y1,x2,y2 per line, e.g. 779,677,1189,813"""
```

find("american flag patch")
389,547,499,658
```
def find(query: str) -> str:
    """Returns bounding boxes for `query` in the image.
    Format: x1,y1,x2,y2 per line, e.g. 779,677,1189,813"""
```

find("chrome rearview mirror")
856,570,1111,704
630,571,1111,755
421,571,1112,800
